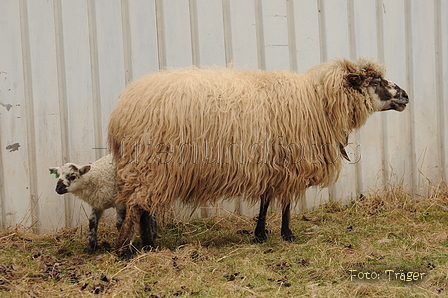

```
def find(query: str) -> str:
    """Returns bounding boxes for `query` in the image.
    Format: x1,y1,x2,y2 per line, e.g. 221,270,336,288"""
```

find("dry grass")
1,183,448,297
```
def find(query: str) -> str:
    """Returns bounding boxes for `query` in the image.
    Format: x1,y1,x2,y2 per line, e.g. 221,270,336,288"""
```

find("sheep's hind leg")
254,194,270,243
281,203,295,242
117,205,141,260
139,211,157,251
85,208,103,253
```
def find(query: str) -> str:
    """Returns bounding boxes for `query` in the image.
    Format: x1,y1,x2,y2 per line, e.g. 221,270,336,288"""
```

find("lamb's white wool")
52,154,117,210
50,154,125,253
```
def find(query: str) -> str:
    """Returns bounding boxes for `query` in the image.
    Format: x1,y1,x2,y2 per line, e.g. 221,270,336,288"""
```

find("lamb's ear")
79,165,91,176
346,73,363,87
49,167,59,173
49,167,60,178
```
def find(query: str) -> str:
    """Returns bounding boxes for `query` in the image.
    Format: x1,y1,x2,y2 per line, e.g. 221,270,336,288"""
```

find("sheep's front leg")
139,211,157,251
115,204,126,231
117,205,141,260
86,208,103,253
254,194,270,242
281,203,295,242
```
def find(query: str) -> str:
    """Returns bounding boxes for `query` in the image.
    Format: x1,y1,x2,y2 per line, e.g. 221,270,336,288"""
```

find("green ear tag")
50,170,59,179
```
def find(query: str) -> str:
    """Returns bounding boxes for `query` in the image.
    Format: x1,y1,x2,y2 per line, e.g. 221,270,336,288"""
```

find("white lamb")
49,154,156,253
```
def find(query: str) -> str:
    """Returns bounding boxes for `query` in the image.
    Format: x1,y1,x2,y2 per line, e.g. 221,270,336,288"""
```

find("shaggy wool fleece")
108,58,384,211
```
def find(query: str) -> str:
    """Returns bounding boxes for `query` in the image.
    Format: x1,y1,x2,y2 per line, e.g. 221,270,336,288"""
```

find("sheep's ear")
79,165,91,176
346,73,363,87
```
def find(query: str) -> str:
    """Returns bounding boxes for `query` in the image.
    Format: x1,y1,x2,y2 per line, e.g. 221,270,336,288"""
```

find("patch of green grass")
1,184,448,297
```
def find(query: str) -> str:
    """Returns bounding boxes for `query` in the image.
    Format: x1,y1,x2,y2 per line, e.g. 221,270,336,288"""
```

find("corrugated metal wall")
0,0,446,233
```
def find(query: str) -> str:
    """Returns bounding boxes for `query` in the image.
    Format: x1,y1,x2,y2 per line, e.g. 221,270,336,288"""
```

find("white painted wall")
0,0,446,233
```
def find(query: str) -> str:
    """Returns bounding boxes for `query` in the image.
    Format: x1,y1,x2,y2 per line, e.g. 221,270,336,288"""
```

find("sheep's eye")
370,80,380,87
67,175,77,181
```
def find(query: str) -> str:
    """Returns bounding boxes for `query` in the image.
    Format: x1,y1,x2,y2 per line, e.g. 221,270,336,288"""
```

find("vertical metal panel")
195,0,226,67
0,1,32,229
127,0,159,78
25,0,64,232
261,0,290,70
408,1,439,190
290,0,321,72
228,0,258,68
0,0,447,231
163,0,193,68
352,0,384,193
318,0,358,202
53,0,73,228
59,0,97,227
381,0,412,186
92,0,127,150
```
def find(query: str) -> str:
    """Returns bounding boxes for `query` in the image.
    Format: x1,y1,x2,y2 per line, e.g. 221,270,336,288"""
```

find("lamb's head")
344,59,409,112
49,163,91,195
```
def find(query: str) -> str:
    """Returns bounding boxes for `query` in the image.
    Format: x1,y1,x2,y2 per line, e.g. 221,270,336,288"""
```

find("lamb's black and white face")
49,164,91,195
367,76,409,112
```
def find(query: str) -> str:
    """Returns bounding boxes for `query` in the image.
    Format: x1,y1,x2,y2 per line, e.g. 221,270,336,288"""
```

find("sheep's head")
345,61,409,112
49,163,91,195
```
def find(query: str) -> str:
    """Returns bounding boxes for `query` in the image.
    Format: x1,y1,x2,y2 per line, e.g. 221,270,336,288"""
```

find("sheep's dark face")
347,73,409,112
49,164,91,195
367,76,409,112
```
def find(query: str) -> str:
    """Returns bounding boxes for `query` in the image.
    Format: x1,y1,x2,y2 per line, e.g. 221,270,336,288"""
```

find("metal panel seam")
286,0,297,72
434,0,446,180
404,0,417,190
222,0,233,66
189,0,200,67
121,0,133,84
254,0,266,70
155,0,166,69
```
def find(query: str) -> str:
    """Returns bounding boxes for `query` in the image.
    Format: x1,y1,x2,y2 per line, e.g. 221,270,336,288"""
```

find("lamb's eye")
68,175,76,181
371,80,380,87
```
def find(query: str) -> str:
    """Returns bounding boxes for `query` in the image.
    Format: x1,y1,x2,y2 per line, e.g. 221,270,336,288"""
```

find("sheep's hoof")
117,247,133,261
142,245,155,253
253,235,268,243
282,234,296,242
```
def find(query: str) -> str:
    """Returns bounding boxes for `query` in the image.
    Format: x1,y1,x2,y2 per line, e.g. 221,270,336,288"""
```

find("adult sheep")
49,154,157,253
108,58,408,258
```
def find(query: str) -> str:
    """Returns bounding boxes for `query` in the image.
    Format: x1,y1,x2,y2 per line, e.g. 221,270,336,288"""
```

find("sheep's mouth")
392,102,407,112
383,99,408,112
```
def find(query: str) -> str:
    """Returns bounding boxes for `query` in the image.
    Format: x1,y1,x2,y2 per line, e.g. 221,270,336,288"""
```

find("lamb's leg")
115,204,126,231
117,205,141,260
280,203,295,242
254,194,270,242
85,208,103,253
139,211,157,251
150,213,158,240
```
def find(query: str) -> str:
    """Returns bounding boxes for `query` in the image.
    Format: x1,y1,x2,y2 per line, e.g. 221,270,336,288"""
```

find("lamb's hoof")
84,246,96,254
282,234,296,242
